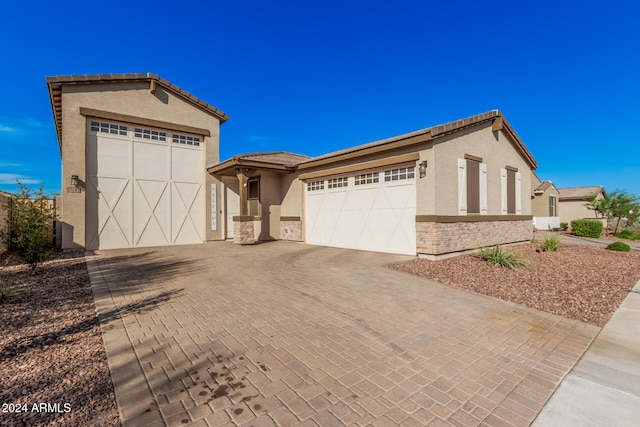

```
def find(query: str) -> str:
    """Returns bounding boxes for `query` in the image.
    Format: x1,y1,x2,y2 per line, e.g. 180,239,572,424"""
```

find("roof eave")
46,74,229,150
298,129,433,170
207,158,298,176
491,116,538,170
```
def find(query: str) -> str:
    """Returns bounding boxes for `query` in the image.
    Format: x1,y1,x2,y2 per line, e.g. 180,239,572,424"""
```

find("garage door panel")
97,177,129,212
133,180,170,246
305,172,416,255
388,229,413,254
351,187,377,208
96,179,132,249
96,137,130,176
172,183,202,245
172,147,202,182
134,142,168,180
385,184,416,207
99,216,131,249
367,209,400,231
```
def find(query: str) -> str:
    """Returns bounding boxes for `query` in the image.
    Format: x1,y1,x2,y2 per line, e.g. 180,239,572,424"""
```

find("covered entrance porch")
207,152,309,245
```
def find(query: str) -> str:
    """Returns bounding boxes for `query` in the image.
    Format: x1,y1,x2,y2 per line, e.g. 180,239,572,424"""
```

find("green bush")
477,245,528,270
540,233,561,251
606,242,631,251
571,219,603,238
614,230,640,240
560,222,568,231
0,183,55,273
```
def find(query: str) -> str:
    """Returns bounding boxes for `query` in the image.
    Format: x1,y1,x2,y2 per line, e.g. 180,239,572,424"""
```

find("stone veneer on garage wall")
280,219,303,242
416,218,532,256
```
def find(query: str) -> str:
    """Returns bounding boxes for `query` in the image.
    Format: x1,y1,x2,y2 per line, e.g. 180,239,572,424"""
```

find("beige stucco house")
49,73,538,258
210,111,537,258
558,186,606,228
531,172,560,230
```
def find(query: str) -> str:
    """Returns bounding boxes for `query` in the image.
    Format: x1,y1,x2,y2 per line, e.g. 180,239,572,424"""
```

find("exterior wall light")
71,175,78,186
419,160,428,178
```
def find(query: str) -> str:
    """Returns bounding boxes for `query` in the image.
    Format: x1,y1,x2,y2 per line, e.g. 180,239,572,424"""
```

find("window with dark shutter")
466,159,480,214
507,169,516,214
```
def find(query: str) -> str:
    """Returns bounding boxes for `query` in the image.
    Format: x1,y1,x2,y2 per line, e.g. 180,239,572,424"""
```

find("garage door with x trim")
86,120,203,250
304,166,417,255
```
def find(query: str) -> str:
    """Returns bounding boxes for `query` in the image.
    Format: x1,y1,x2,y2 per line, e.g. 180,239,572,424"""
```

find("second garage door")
304,166,417,255
86,120,204,250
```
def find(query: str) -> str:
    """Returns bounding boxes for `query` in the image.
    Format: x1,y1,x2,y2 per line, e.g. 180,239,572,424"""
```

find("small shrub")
606,242,631,251
540,233,561,251
614,230,640,240
560,222,568,231
0,280,10,303
571,219,603,238
477,245,528,270
0,183,55,273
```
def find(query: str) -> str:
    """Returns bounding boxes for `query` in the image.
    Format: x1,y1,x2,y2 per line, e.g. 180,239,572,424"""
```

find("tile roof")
207,151,310,174
297,110,537,170
230,152,310,166
558,186,605,200
534,180,555,193
46,73,229,147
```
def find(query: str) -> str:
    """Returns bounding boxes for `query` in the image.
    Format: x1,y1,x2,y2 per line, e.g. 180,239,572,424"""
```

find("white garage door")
86,120,203,250
305,166,417,255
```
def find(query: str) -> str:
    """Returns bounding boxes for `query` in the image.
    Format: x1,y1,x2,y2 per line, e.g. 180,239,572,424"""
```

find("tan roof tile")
298,110,537,170
46,73,229,146
558,186,605,200
231,152,310,166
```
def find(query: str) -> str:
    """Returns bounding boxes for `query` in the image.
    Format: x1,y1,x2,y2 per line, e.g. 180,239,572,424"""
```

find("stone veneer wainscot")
416,216,532,256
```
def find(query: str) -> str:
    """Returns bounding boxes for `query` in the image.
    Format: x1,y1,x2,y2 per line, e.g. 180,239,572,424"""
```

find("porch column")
237,171,249,216
233,169,255,244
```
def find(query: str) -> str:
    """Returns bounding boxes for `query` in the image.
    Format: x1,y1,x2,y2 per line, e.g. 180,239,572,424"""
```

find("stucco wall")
59,82,222,248
429,122,532,216
560,199,601,225
280,175,304,218
531,187,559,218
257,170,283,240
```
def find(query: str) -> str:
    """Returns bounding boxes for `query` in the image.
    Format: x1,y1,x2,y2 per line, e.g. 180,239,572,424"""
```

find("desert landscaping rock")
0,251,120,427
391,243,640,327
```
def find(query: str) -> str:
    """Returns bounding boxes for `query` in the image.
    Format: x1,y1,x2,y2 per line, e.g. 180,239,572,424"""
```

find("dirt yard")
0,251,120,427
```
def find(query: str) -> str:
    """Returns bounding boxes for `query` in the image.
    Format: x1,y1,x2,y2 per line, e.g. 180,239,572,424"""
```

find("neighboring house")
49,73,537,258
531,172,560,230
558,186,606,228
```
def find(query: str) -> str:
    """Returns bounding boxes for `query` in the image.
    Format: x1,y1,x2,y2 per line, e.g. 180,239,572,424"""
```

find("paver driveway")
87,241,599,427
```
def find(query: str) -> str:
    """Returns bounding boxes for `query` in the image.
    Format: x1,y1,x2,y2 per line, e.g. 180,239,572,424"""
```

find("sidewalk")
533,277,640,426
551,231,640,251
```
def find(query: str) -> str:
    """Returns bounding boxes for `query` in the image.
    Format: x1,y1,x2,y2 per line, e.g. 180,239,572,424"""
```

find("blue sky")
1,0,638,197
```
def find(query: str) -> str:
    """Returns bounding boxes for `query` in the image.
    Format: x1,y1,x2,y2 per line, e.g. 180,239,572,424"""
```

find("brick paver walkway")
87,241,599,426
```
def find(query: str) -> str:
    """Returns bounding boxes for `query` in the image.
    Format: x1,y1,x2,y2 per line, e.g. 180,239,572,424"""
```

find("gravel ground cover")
0,251,120,427
391,243,640,327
